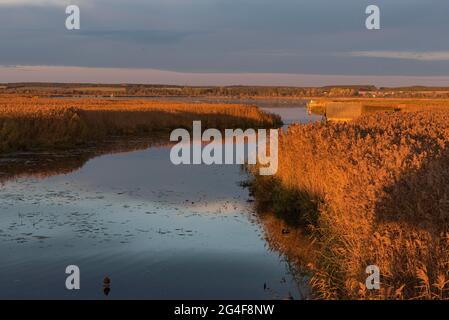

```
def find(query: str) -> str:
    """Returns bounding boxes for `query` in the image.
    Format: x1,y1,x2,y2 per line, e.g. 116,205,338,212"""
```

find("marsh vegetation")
0,96,281,153
250,110,449,299
1,92,448,300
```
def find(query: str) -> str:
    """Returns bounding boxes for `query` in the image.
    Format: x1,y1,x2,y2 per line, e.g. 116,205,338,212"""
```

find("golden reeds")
251,110,449,299
0,95,281,153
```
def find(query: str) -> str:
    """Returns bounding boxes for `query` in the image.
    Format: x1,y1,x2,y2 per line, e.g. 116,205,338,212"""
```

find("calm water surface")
0,101,319,299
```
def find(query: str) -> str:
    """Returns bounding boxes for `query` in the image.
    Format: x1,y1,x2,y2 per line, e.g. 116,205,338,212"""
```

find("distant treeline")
2,83,449,98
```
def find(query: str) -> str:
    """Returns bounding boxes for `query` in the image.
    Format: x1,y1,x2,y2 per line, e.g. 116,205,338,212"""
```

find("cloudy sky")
1,0,448,85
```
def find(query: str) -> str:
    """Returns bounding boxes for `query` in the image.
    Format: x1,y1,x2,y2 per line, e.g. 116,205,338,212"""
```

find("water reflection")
0,136,169,184
103,277,111,296
0,100,316,299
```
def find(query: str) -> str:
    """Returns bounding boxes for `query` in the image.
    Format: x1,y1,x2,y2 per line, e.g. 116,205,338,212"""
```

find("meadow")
0,95,281,153
250,110,449,299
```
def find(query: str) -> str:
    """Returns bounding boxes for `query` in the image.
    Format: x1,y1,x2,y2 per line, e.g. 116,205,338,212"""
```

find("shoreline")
0,96,281,154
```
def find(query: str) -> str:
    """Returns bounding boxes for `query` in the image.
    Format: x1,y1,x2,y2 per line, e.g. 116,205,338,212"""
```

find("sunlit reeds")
0,96,281,153
251,110,449,299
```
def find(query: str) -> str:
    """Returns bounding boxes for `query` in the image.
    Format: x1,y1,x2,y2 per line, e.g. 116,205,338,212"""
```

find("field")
250,110,449,299
0,95,281,153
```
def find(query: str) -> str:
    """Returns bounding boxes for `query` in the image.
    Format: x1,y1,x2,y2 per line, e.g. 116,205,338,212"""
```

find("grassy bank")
0,95,281,153
250,111,449,299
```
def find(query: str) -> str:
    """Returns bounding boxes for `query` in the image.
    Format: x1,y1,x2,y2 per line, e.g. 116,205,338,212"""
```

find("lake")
0,100,320,299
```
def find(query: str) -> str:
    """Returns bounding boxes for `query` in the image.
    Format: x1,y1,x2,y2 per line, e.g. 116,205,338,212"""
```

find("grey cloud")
0,0,448,77
348,51,449,62
77,30,191,45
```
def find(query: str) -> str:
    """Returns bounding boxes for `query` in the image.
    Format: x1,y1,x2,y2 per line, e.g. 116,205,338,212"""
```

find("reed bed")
0,96,281,153
251,110,449,299
309,98,449,114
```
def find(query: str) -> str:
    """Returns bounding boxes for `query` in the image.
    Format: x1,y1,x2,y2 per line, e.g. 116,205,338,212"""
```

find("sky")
0,0,449,86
